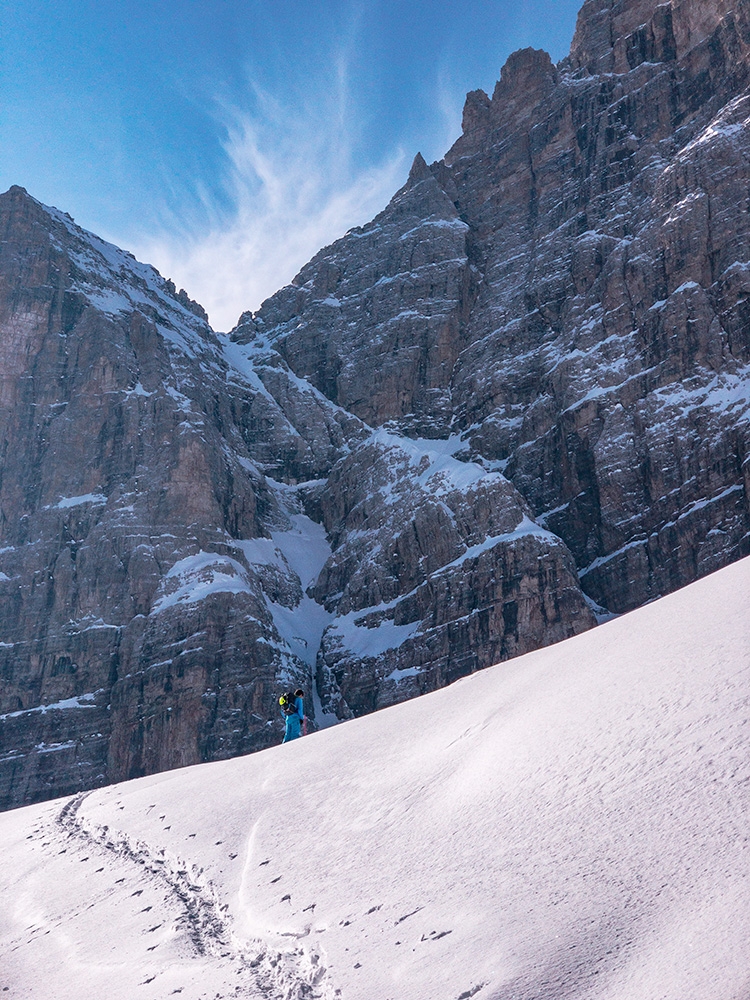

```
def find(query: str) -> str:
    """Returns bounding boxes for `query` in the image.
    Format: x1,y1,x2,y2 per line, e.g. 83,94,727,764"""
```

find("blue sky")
0,1,584,329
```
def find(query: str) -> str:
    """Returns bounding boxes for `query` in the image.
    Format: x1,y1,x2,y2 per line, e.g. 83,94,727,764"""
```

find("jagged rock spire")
408,152,431,183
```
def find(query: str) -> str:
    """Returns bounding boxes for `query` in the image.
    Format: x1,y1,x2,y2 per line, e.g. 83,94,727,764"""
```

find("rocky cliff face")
254,0,750,620
3,0,750,809
0,186,593,809
0,188,349,807
312,431,591,718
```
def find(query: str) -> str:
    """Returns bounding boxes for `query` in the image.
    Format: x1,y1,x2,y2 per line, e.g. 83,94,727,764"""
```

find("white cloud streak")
133,53,408,332
433,68,467,162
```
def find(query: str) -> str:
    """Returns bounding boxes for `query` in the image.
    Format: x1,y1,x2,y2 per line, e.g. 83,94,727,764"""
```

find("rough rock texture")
0,187,592,809
253,153,478,437
314,432,592,717
570,0,738,73
254,0,750,619
0,188,336,808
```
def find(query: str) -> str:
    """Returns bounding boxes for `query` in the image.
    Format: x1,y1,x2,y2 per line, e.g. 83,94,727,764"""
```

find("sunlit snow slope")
1,557,749,1000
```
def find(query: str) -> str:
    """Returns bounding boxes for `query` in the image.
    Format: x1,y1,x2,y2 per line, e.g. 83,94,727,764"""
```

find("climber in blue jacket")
280,689,304,743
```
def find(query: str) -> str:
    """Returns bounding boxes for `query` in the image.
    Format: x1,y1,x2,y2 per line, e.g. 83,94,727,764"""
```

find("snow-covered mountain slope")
2,555,748,1000
8,0,750,811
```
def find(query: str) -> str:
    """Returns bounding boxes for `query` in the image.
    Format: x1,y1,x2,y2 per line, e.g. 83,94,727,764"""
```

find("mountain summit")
252,0,750,616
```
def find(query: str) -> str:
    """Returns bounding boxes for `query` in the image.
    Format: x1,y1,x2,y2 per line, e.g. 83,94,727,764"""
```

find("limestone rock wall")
313,433,594,718
0,188,315,808
255,0,750,617
253,156,478,438
0,187,590,808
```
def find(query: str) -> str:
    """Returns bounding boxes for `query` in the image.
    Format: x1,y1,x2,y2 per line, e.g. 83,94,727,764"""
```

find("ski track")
54,792,338,1000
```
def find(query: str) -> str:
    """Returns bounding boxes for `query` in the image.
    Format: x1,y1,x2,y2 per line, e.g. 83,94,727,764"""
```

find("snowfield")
1,556,749,1000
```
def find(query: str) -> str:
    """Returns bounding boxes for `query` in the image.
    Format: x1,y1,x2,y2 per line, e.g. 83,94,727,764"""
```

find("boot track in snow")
55,793,337,999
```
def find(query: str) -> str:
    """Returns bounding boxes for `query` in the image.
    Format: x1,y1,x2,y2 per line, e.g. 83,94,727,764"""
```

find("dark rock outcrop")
0,187,592,809
253,159,478,437
254,0,750,617
313,432,594,717
0,188,321,807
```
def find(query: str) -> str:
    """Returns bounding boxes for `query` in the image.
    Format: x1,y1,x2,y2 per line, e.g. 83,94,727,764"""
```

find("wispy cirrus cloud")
433,67,468,159
133,48,408,332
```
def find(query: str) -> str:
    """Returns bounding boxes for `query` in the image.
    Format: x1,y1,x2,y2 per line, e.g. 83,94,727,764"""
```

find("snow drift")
1,555,749,999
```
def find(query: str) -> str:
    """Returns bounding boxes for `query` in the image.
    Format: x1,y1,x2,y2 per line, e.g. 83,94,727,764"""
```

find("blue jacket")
281,697,304,742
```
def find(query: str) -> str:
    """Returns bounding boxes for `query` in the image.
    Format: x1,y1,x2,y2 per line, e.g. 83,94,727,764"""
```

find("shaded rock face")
253,158,478,437
0,188,341,808
570,0,738,73
0,186,593,809
254,0,750,617
313,433,594,717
